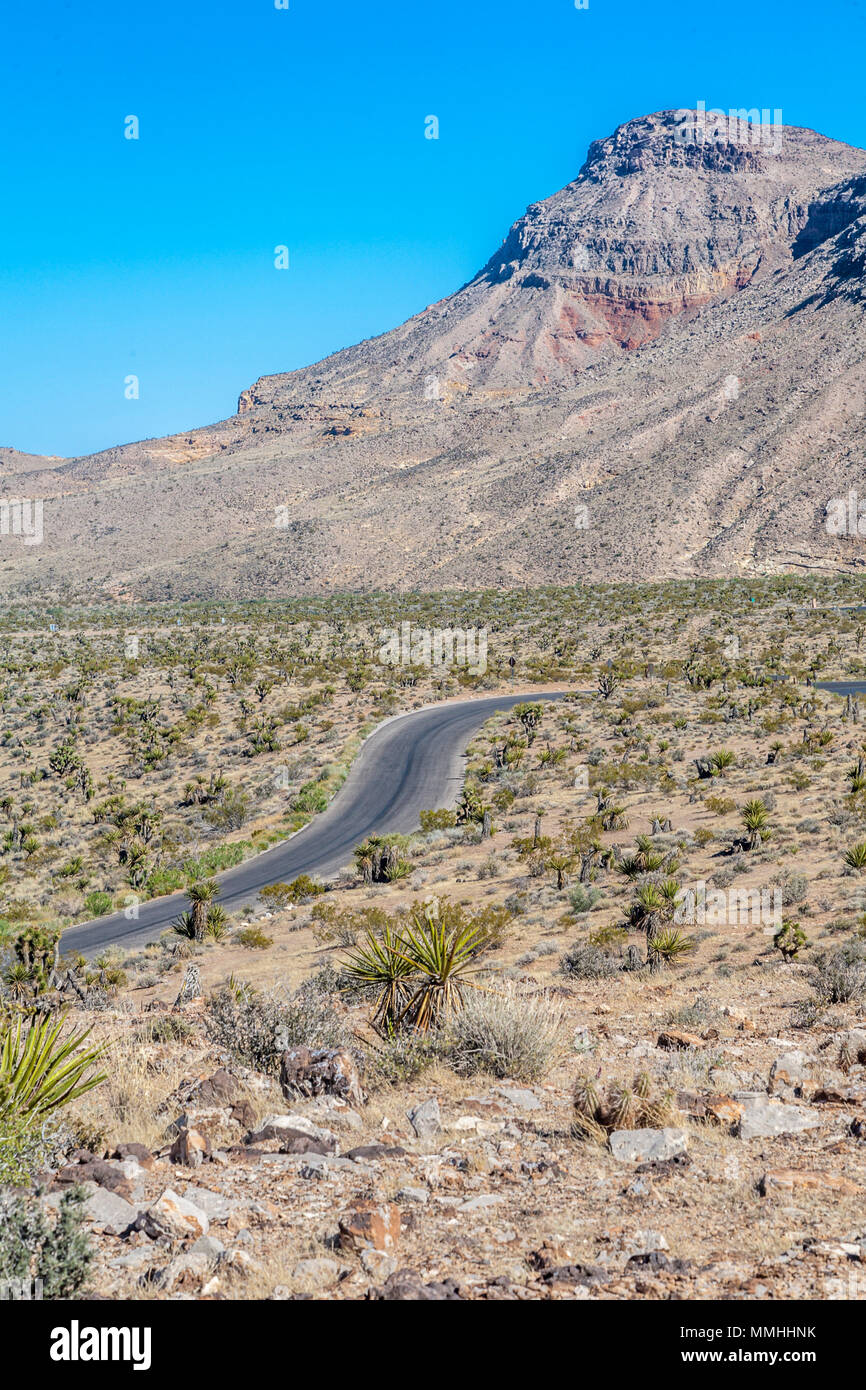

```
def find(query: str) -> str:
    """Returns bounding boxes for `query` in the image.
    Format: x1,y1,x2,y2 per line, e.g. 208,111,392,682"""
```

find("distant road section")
815,680,866,695
62,690,570,955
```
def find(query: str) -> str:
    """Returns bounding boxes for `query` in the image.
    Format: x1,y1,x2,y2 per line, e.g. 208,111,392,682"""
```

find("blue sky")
1,0,864,458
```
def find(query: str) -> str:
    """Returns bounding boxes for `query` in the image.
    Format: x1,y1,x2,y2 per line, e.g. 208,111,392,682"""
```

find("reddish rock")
657,1030,705,1051
338,1202,401,1254
759,1169,861,1196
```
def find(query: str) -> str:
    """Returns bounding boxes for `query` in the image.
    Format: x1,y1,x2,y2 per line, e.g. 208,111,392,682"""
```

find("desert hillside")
4,111,866,599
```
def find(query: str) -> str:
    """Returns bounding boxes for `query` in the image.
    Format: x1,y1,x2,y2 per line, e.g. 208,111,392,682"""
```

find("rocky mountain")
4,110,866,599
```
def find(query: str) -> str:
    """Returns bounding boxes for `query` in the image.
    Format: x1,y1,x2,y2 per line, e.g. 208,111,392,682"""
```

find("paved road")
815,680,866,696
61,689,569,956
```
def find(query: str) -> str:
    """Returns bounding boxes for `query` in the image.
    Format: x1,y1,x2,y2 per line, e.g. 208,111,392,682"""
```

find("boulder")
338,1202,401,1253
407,1098,441,1138
139,1188,210,1242
737,1100,821,1140
609,1128,689,1163
280,1047,365,1108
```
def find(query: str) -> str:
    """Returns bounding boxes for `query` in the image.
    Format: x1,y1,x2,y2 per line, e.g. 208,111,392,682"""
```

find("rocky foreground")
36,997,866,1301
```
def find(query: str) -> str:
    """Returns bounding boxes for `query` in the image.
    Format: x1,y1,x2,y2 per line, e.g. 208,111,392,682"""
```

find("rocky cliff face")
4,111,866,598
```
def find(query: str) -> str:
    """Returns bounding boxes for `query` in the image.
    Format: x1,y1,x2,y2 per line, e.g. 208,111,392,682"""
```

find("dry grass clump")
443,982,563,1082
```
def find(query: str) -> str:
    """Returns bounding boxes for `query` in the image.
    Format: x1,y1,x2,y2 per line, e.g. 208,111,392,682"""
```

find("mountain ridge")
4,110,866,598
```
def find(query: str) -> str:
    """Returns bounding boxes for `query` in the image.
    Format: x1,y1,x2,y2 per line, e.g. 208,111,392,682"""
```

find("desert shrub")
205,787,249,830
136,1015,194,1044
293,780,328,815
560,943,620,979
83,891,112,918
310,902,390,949
235,927,273,950
443,984,562,1081
568,884,601,915
809,942,866,1004
205,977,348,1073
704,795,735,816
365,1032,439,1087
419,808,457,831
259,876,324,908
665,996,721,1030
0,1186,92,1299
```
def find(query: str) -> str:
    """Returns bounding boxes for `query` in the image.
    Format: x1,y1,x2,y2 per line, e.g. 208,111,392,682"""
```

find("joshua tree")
741,799,770,851
187,878,219,942
513,702,544,744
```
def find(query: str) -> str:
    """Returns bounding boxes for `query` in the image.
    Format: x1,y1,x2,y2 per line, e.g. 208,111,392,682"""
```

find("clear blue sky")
1,0,863,459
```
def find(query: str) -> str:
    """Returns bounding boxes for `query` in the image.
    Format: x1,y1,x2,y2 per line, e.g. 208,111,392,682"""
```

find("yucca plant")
397,907,484,1031
204,905,229,941
0,1013,107,1125
187,878,219,942
741,799,770,850
342,926,417,1032
648,926,695,968
845,842,866,872
710,749,736,774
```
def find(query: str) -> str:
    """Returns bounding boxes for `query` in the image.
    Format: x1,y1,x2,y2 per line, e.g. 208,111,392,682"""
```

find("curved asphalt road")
61,690,569,956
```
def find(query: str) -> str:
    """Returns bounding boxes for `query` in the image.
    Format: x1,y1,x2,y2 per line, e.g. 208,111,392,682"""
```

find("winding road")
61,690,570,956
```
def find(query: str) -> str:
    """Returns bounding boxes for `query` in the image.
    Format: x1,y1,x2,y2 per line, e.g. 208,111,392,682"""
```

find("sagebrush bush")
560,943,620,979
568,884,601,914
0,1186,92,1299
443,984,562,1081
205,976,348,1073
809,942,866,1004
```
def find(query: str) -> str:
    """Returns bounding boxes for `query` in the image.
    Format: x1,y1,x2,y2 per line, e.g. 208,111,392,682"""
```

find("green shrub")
419,808,457,832
260,875,324,907
0,1186,92,1299
83,891,112,918
568,884,601,915
235,927,273,950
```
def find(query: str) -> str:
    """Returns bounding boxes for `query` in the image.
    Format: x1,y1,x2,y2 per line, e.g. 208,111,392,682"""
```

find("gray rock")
609,1128,689,1163
189,1233,226,1262
737,1100,821,1140
249,1112,338,1147
457,1193,506,1213
108,1246,158,1271
397,1186,429,1205
181,1185,241,1223
408,1098,441,1138
291,1257,342,1289
139,1188,210,1241
495,1086,542,1111
80,1183,140,1235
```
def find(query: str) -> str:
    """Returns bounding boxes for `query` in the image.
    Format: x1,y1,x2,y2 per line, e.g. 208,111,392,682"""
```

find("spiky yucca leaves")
397,906,484,1031
572,1070,680,1143
342,926,417,1032
648,927,696,968
0,1013,107,1124
741,799,770,850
